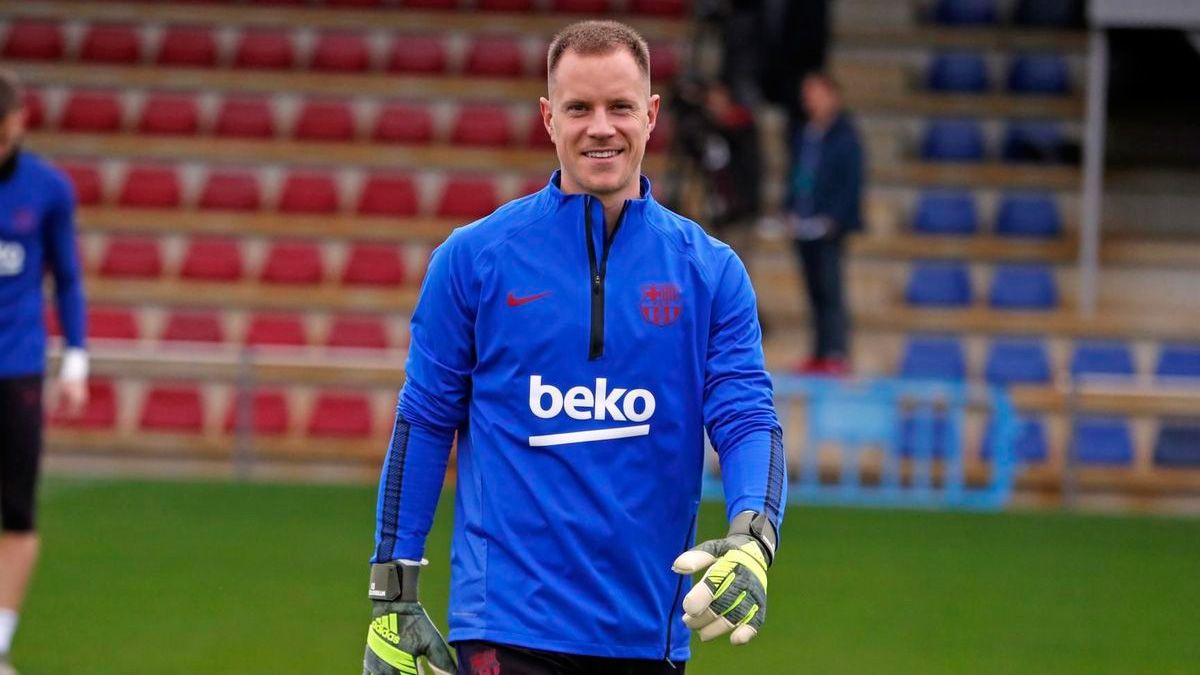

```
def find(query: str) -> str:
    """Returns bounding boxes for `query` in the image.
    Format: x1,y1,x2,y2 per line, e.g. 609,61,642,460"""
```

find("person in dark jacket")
786,72,864,375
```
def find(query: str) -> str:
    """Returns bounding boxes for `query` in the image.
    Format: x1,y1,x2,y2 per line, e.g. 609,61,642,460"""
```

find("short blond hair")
546,20,651,83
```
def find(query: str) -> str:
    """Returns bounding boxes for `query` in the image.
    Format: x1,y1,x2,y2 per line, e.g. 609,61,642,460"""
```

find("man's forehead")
548,49,650,99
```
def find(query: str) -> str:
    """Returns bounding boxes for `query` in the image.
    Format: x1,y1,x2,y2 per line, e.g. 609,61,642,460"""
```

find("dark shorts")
455,641,686,675
0,375,43,532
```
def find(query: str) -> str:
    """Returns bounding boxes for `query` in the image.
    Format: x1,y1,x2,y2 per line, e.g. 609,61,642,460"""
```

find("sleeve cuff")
60,348,89,382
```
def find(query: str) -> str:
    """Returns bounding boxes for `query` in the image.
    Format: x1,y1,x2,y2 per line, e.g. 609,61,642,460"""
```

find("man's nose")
587,110,615,137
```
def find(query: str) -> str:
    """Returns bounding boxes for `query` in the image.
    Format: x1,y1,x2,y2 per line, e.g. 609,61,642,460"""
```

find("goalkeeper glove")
671,510,777,646
363,560,456,675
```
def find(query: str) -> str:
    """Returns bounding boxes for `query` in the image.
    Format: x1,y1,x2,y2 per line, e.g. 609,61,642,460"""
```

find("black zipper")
663,507,699,666
584,197,629,361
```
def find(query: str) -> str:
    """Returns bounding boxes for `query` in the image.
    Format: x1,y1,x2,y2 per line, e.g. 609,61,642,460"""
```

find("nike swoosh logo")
507,291,551,307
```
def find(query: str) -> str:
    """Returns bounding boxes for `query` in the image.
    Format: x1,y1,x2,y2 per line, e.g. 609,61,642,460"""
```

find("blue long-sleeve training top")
372,172,786,662
0,149,86,377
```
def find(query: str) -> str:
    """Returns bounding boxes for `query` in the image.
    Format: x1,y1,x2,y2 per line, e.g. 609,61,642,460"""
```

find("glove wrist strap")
368,560,422,602
729,511,778,566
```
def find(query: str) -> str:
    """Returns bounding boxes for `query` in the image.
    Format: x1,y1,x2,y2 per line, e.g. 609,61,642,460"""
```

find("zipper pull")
593,275,601,292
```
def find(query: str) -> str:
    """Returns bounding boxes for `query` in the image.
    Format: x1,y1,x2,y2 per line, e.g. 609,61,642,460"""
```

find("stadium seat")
1002,121,1066,163
61,91,124,133
899,335,967,380
995,192,1061,238
1014,0,1084,27
233,29,295,70
1007,54,1070,95
527,110,554,148
912,190,978,235
311,32,372,72
1154,422,1200,468
1070,341,1135,378
279,172,341,213
260,240,325,285
988,264,1057,310
401,0,459,7
1155,345,1200,378
294,100,357,142
199,170,262,212
630,0,689,17
921,119,986,162
1072,416,1134,465
982,415,1048,462
372,103,435,144
985,338,1051,385
327,315,389,349
464,36,525,78
386,35,448,74
214,98,276,138
161,310,225,343
552,0,611,11
80,24,142,63
156,26,218,67
451,104,513,147
927,52,990,93
137,94,201,135
325,0,386,6
118,165,182,208
88,306,139,340
180,238,244,281
649,43,681,81
98,237,163,278
245,312,307,347
478,0,534,9
356,173,419,216
3,21,65,61
140,384,205,433
22,89,44,130
899,411,952,459
307,390,373,437
224,388,290,436
905,261,972,307
932,0,997,25
342,242,406,286
52,379,117,429
437,176,500,218
57,161,104,205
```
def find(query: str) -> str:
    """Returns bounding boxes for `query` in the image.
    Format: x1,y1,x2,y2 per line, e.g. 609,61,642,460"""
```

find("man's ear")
646,94,661,134
538,97,555,145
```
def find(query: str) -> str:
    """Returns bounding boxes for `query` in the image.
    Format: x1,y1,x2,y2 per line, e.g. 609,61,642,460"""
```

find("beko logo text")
527,375,655,447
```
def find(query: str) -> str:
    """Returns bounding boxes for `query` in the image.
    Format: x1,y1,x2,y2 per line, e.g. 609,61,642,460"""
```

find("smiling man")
362,21,786,675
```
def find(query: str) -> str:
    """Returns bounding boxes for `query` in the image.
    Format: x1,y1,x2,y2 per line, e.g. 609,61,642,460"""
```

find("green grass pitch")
12,478,1200,674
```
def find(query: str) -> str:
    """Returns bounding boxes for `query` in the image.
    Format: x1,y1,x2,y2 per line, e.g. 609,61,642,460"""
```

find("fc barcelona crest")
640,282,683,327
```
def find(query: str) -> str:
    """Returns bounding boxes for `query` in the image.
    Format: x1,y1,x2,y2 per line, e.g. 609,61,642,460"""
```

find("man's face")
802,77,838,122
0,110,25,158
540,49,660,201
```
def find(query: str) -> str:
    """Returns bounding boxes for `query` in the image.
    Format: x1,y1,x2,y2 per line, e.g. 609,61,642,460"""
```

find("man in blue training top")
362,21,786,675
0,70,89,675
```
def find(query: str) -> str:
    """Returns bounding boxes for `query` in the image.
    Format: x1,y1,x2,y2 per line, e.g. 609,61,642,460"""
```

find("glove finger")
697,615,735,642
671,549,717,575
681,606,718,630
422,632,456,675
730,624,759,646
681,580,716,616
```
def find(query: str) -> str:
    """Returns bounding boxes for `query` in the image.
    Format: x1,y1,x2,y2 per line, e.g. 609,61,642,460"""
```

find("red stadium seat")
52,379,118,429
437,176,499,218
630,0,688,16
325,0,386,6
224,388,289,436
3,21,66,61
156,26,218,67
327,315,389,349
552,0,610,11
464,36,525,78
386,35,447,74
214,98,276,138
451,104,513,147
311,32,371,72
233,29,295,70
161,310,225,343
478,0,535,10
22,89,44,130
517,174,548,197
372,103,434,144
650,43,680,81
79,24,142,64
118,165,181,208
140,384,205,433
356,173,419,216
526,110,554,148
342,242,405,286
88,306,139,340
137,94,200,135
245,312,307,347
294,100,357,142
180,238,244,281
61,91,123,133
98,237,163,278
57,161,104,205
307,390,372,437
199,170,262,212
278,172,340,213
401,0,459,9
261,240,324,285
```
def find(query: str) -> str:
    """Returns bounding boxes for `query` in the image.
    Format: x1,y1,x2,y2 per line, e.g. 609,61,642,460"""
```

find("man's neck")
598,196,627,235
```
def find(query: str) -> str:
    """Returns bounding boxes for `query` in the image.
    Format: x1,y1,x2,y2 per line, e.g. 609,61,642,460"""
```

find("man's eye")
567,104,587,113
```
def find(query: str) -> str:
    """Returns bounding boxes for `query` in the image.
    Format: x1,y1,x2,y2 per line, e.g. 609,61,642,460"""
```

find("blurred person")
361,20,786,675
0,70,88,675
703,82,762,269
787,72,864,375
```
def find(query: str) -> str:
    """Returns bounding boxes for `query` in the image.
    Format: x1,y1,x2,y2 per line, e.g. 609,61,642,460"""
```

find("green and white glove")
363,560,456,675
671,511,777,646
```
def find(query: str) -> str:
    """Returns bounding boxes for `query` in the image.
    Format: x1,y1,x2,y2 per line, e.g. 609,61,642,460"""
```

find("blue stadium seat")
1154,422,1200,467
1072,416,1134,465
927,52,990,92
1156,345,1200,378
1007,54,1070,95
1014,0,1083,27
905,261,972,307
921,119,986,162
982,415,1048,462
995,192,1061,238
985,338,1051,385
933,0,998,25
913,190,978,235
988,264,1057,310
1070,341,1136,378
900,335,967,380
1002,121,1065,163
